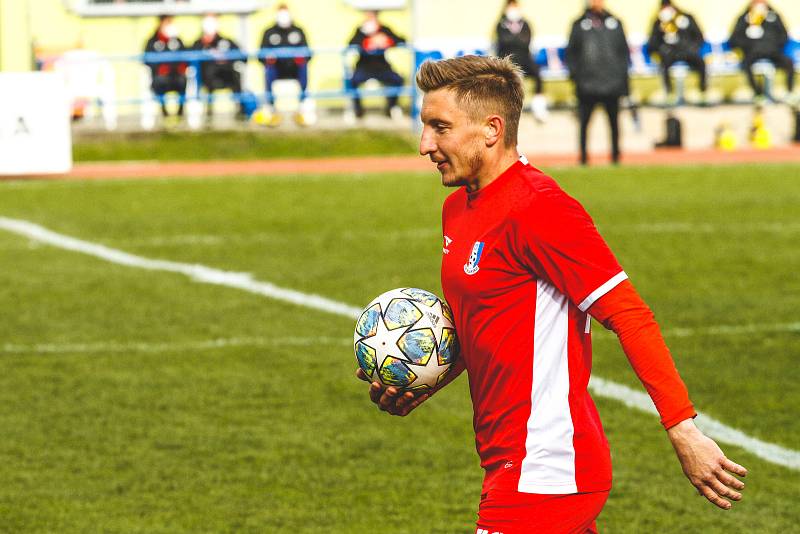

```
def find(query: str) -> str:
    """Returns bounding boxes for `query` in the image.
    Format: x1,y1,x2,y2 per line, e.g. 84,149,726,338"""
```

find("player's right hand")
355,368,430,416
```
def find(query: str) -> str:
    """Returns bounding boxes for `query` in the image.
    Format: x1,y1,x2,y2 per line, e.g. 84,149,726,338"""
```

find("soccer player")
347,10,406,120
647,0,707,102
191,14,247,120
259,4,312,126
565,0,629,165
357,55,748,533
729,0,795,102
144,15,188,119
494,0,548,122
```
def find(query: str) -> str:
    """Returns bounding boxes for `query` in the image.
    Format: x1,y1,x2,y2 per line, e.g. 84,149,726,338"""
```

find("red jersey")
441,158,627,495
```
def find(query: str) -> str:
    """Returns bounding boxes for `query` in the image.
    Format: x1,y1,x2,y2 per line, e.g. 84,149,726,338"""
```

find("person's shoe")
531,94,549,123
389,105,404,121
293,112,308,127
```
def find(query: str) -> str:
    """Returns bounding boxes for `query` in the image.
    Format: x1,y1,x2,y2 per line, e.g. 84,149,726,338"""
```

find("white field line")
3,221,800,252
0,215,798,472
1,336,350,355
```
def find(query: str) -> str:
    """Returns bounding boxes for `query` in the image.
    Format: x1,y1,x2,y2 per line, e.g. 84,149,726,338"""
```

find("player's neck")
469,148,521,192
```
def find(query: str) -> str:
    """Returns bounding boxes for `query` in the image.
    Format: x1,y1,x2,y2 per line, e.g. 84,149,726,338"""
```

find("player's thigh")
476,490,609,534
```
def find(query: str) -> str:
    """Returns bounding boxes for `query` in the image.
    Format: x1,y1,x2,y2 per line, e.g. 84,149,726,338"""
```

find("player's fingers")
708,477,742,502
699,485,732,510
717,470,745,491
378,387,400,409
369,382,384,404
356,368,369,381
722,458,748,477
395,391,416,409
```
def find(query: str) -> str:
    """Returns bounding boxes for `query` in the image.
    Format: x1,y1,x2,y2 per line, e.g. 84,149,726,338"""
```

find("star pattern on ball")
360,311,409,371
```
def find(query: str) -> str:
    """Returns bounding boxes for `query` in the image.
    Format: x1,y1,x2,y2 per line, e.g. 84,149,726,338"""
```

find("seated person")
729,0,795,100
348,10,405,119
192,13,247,119
259,4,311,126
495,0,548,122
647,0,707,101
144,15,187,118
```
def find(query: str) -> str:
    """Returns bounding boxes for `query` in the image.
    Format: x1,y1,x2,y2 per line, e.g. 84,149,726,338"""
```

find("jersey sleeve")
510,187,627,310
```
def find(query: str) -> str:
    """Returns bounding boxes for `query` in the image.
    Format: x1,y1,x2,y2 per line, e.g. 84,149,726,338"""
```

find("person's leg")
660,55,676,94
350,68,370,117
578,94,596,165
742,55,762,96
770,52,796,93
172,74,187,116
265,64,279,107
686,52,708,93
604,96,621,164
296,63,309,102
151,75,169,116
374,68,404,111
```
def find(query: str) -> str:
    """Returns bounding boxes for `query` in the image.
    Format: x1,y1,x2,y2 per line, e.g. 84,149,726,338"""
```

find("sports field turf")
1,163,798,533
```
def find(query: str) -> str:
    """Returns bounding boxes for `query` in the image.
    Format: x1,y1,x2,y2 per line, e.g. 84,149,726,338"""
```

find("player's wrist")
666,418,700,442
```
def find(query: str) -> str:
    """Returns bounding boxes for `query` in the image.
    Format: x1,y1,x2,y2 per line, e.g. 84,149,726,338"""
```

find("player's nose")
419,127,436,156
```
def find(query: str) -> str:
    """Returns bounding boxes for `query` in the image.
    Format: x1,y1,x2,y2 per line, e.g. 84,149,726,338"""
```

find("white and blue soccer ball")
354,287,459,392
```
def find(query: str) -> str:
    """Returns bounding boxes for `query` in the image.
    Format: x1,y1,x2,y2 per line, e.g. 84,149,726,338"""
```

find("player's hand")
355,368,430,416
667,418,748,510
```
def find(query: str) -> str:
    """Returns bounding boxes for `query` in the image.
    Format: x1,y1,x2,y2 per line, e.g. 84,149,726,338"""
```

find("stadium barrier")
35,40,800,131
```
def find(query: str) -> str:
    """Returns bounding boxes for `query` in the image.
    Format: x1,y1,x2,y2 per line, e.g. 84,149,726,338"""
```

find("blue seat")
785,39,800,65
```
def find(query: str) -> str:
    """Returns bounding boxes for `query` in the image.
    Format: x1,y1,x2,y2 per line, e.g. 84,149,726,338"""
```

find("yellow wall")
2,0,799,104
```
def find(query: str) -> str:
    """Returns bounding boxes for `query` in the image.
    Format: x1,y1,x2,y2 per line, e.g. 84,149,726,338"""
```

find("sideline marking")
1,215,798,472
1,336,351,355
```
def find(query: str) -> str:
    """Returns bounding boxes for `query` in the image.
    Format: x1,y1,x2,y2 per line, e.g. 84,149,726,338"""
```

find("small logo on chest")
464,241,485,275
443,235,453,255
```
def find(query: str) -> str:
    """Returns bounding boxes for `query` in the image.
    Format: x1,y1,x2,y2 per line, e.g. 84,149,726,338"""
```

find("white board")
0,72,72,175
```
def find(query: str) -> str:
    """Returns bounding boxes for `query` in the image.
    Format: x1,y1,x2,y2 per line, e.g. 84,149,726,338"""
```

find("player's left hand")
667,418,748,510
355,368,430,416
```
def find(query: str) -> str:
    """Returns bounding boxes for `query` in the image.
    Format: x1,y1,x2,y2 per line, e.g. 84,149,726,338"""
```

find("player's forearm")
590,280,696,429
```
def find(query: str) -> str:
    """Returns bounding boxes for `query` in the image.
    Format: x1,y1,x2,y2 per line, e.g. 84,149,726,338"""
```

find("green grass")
0,163,798,532
72,130,418,162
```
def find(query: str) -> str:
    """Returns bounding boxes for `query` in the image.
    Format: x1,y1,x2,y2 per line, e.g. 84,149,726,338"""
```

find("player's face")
419,89,485,189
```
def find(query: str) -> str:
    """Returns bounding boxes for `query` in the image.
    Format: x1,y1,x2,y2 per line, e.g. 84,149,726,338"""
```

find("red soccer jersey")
441,158,627,495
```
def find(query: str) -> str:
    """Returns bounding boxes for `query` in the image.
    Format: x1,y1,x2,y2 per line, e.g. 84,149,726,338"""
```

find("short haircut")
416,55,524,146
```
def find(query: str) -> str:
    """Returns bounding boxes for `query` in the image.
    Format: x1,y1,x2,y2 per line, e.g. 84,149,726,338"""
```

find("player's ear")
484,115,504,148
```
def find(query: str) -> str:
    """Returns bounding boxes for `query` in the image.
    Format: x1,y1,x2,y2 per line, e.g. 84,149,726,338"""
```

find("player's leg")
770,52,796,93
603,96,621,164
151,75,170,116
578,94,597,165
350,67,370,118
686,52,708,93
660,54,675,95
742,55,763,96
264,63,279,107
296,63,309,102
376,69,404,115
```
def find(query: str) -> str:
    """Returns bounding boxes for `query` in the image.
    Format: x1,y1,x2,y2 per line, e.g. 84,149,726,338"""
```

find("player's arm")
356,358,465,417
589,281,748,510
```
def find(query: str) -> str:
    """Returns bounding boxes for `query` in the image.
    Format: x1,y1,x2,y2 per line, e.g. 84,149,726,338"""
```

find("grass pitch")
0,163,798,533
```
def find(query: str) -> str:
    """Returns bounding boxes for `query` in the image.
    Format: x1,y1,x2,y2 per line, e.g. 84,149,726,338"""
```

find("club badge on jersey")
464,241,485,275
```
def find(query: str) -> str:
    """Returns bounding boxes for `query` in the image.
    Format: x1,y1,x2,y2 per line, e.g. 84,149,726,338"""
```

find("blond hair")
416,55,524,146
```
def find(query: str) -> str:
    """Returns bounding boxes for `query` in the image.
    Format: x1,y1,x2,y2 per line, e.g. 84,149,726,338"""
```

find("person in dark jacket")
192,14,246,119
144,15,187,118
260,4,312,126
730,0,794,99
495,0,548,122
348,10,406,119
647,0,707,98
566,0,630,165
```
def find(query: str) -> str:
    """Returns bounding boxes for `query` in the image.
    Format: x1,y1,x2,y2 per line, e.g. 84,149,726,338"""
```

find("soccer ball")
354,287,459,392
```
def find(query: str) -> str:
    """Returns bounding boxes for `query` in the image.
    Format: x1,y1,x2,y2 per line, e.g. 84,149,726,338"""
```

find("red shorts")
476,489,610,534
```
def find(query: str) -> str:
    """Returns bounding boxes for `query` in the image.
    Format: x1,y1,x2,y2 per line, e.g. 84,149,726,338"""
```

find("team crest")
464,241,485,275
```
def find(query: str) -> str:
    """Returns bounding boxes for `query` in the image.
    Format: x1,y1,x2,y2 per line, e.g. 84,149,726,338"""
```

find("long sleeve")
589,279,696,429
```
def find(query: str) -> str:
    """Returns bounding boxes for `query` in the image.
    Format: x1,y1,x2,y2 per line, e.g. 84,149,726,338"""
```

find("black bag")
656,114,682,148
794,109,800,143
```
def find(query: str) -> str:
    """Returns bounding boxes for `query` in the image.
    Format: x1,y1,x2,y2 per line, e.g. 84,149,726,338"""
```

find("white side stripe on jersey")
518,279,578,494
578,271,629,312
